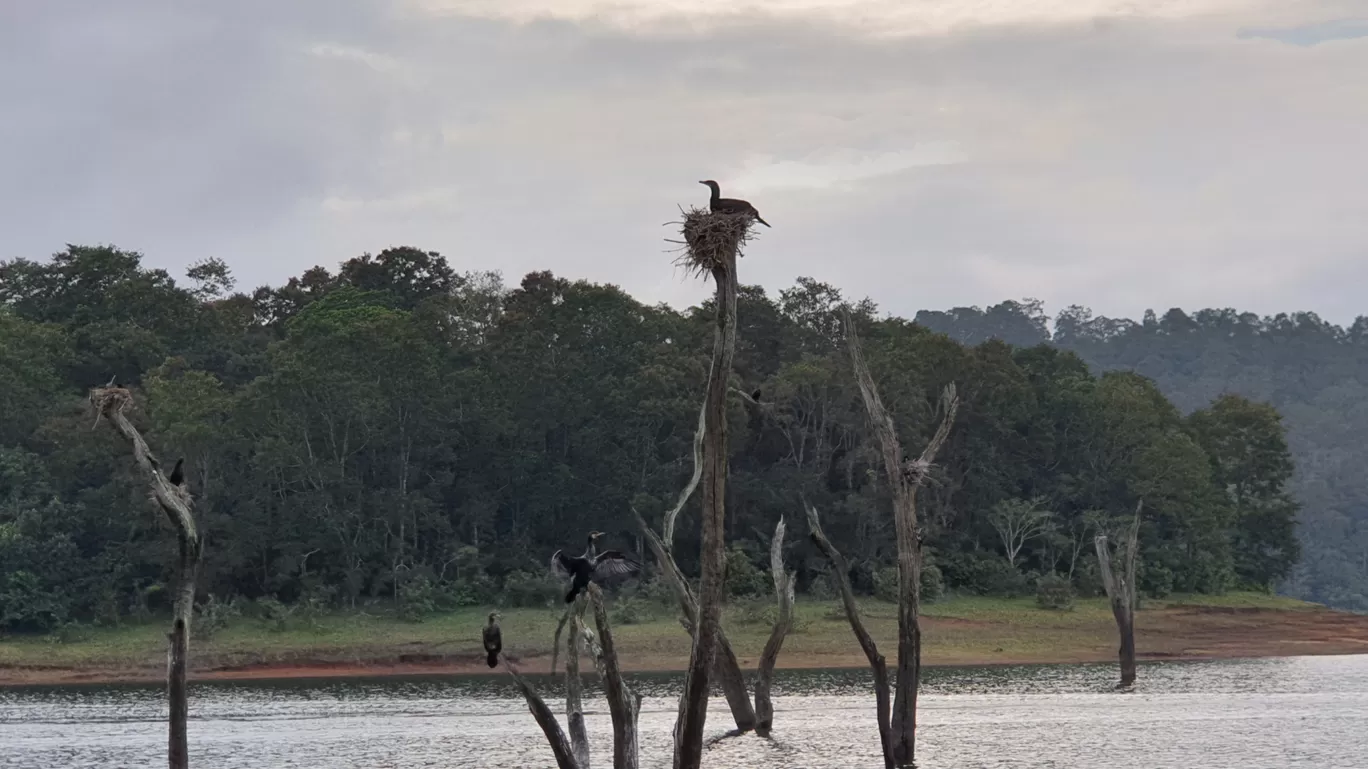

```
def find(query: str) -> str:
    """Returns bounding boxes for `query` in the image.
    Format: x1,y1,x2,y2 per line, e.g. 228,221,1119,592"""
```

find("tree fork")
843,310,958,768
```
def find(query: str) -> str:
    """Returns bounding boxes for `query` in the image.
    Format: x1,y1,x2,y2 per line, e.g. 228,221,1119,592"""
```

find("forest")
0,244,1317,635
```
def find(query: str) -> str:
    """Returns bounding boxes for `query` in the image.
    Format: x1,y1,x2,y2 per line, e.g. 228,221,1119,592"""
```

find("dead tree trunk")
673,228,741,769
587,584,641,769
506,661,582,769
1095,501,1143,688
805,501,893,769
844,311,959,769
566,603,591,768
90,386,201,769
753,516,795,737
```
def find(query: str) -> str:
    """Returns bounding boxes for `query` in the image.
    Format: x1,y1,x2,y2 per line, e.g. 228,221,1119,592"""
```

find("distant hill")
916,299,1368,611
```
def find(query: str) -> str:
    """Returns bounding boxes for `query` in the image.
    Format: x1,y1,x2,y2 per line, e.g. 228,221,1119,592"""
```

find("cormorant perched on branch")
483,612,502,668
752,389,762,403
168,458,185,487
551,531,640,603
699,180,771,227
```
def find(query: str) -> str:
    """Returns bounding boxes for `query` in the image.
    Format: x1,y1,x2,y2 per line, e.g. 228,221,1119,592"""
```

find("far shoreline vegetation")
4,591,1367,687
3,243,1367,677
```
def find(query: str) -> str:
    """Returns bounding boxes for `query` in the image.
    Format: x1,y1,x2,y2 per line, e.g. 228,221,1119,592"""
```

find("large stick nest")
89,386,135,426
667,207,760,279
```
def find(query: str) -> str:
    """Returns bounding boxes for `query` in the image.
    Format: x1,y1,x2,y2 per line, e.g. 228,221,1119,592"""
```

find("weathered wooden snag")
1095,500,1143,688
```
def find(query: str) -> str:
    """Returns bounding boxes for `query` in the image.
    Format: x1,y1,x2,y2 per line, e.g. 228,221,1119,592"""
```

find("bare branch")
587,584,640,769
506,661,582,769
664,400,706,553
753,516,796,737
805,500,893,769
566,604,591,768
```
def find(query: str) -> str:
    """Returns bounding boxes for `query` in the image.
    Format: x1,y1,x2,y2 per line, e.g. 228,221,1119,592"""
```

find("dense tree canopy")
0,246,1316,632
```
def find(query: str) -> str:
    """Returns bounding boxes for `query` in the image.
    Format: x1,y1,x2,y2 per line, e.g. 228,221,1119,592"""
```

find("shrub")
256,597,294,633
1035,574,1074,610
194,594,241,640
611,595,654,625
398,575,438,622
873,566,899,602
500,570,562,608
921,563,945,604
725,548,769,600
806,573,836,600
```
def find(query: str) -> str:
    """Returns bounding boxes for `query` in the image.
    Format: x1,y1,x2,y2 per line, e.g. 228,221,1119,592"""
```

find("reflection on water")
3,656,1367,768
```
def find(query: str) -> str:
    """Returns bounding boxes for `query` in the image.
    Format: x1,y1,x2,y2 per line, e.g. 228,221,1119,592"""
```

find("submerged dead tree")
667,205,755,766
1095,500,1143,688
505,586,641,769
89,385,202,769
844,310,959,768
669,207,752,769
753,516,796,735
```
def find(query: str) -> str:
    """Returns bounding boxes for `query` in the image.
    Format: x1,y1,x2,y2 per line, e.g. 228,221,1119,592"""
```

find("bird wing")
551,550,573,581
592,552,641,580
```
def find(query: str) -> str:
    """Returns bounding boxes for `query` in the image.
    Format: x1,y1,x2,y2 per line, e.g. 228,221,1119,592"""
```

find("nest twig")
89,387,135,429
665,206,759,279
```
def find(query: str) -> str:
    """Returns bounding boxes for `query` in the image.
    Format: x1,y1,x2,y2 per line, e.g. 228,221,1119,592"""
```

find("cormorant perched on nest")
699,180,771,227
483,612,502,668
168,458,185,487
551,531,641,603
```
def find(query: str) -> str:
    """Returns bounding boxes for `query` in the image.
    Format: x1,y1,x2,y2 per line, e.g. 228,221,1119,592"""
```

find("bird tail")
755,216,771,227
487,651,498,668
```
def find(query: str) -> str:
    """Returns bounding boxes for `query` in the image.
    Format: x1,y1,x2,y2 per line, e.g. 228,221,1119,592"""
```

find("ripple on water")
2,655,1366,768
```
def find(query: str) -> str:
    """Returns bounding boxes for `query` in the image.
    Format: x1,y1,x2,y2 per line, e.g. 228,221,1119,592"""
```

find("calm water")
3,655,1366,768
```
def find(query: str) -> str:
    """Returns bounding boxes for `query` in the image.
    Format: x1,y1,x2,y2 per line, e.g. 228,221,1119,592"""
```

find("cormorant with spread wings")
551,531,640,603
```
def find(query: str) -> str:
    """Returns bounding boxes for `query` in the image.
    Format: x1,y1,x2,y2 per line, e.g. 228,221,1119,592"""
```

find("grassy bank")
3,592,1367,686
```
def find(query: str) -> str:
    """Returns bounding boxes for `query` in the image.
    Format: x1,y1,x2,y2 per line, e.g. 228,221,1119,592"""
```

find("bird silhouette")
105,374,117,387
752,389,762,403
699,180,770,227
551,532,641,603
483,612,502,668
168,458,185,487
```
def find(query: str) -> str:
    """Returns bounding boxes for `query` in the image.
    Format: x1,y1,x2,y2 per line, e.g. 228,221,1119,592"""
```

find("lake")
3,655,1366,768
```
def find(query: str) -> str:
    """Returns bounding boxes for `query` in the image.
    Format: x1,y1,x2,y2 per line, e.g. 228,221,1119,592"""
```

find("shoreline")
6,646,1368,688
6,595,1368,688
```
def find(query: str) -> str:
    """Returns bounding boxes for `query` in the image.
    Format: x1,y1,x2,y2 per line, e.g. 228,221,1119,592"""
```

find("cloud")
2,0,1366,325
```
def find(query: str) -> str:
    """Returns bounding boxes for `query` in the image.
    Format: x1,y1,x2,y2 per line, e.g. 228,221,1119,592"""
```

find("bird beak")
698,180,706,185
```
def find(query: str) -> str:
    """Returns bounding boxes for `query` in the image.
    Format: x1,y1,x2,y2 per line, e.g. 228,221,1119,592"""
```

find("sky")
3,0,1367,324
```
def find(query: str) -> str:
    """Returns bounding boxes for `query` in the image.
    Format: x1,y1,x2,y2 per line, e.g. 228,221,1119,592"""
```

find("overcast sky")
3,1,1366,323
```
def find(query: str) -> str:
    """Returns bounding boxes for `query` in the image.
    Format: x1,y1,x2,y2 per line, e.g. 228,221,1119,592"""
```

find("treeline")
0,246,1301,632
915,300,1368,611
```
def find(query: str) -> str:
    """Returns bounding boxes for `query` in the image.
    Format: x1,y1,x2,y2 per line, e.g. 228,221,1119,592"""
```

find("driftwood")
672,210,743,769
566,603,591,768
506,661,582,769
89,386,201,769
806,501,893,769
587,584,641,769
753,516,796,736
1095,500,1143,687
843,310,959,768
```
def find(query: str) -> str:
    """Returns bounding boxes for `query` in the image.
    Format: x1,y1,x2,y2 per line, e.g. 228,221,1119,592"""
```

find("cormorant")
551,531,641,603
483,612,502,668
699,180,771,227
751,389,762,403
168,458,185,487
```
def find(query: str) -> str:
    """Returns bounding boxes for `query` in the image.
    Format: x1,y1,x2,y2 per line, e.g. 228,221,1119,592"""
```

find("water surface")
3,655,1366,768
